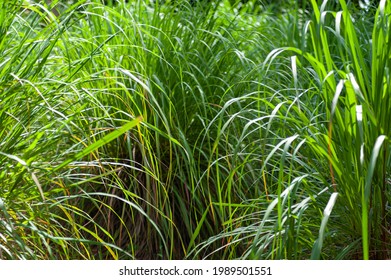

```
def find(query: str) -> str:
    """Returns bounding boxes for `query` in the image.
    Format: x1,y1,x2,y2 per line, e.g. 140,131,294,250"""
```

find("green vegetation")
0,0,390,259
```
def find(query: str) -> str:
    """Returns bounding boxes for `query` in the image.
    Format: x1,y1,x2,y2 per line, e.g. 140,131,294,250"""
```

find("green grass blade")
362,135,387,259
311,192,338,260
53,116,142,172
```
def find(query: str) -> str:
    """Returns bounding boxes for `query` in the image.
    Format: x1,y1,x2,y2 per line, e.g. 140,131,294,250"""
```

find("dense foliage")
0,0,390,259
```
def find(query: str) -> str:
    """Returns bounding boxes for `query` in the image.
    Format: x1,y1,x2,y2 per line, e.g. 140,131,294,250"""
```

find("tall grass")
0,0,390,259
278,0,391,259
190,0,391,259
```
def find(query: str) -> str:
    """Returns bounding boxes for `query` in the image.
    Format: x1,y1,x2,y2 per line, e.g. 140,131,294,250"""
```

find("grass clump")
0,0,390,259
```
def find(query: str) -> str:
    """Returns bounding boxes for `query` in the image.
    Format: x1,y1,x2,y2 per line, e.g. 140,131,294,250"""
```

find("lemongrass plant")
287,0,391,260
1,0,389,260
191,0,390,260
1,0,279,259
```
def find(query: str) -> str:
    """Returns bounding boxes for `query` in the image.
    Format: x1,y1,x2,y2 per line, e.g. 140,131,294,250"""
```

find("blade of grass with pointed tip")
53,117,142,172
362,135,387,260
311,192,338,259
